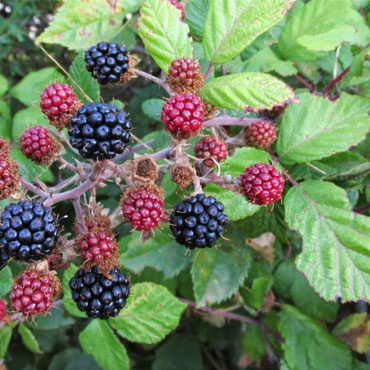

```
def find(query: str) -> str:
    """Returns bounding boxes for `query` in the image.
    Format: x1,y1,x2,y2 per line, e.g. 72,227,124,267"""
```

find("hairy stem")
134,68,172,96
204,117,263,127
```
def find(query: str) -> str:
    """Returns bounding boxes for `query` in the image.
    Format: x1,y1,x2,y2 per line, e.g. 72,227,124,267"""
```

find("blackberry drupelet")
0,200,59,261
245,121,277,149
195,136,228,167
68,102,132,160
69,266,130,319
85,42,129,85
170,194,228,249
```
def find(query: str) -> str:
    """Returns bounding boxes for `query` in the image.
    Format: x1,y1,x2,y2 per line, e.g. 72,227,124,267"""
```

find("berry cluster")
40,83,80,130
240,163,284,205
245,121,277,149
68,102,132,160
20,126,60,165
195,136,228,167
69,266,130,319
170,194,228,249
168,58,203,93
85,42,130,85
10,269,60,316
0,200,59,261
79,231,116,262
121,186,165,231
161,93,204,140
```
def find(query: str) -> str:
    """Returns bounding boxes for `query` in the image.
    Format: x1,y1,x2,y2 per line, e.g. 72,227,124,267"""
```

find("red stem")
203,62,214,80
294,74,315,92
322,66,351,97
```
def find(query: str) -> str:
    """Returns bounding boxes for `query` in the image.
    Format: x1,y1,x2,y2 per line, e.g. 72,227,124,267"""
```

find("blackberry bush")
1,0,370,369
69,266,130,319
68,102,132,160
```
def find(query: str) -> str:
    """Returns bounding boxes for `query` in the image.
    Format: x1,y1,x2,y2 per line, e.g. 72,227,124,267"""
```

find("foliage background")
0,0,369,369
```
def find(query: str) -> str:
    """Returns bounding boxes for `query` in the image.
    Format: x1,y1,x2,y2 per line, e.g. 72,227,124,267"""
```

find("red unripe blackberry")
121,185,165,231
0,156,20,200
80,231,116,262
0,299,6,321
168,0,185,20
20,126,61,165
40,83,80,130
161,93,204,140
245,121,277,149
169,58,200,85
195,136,228,167
240,163,284,205
10,269,61,316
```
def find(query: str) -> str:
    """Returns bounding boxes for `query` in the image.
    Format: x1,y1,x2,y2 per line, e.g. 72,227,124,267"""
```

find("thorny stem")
179,298,283,343
293,74,315,92
72,198,88,233
322,66,351,97
133,68,172,96
20,178,48,199
204,116,264,127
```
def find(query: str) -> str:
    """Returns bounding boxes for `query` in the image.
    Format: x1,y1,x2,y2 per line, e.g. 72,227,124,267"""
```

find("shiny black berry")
85,42,129,85
68,102,132,160
69,266,130,320
170,194,228,249
0,200,59,262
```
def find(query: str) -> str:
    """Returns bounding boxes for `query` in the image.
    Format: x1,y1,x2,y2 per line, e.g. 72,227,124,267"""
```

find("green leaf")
200,73,297,112
153,334,204,370
138,0,193,72
184,0,211,40
241,325,267,360
63,264,87,318
0,265,12,297
284,180,370,302
333,313,370,353
191,247,250,306
142,98,163,121
202,0,295,64
204,184,259,221
109,282,186,344
276,0,351,61
79,320,129,370
0,324,12,359
273,261,339,322
10,67,63,106
31,307,74,330
119,227,192,279
0,74,8,98
241,276,272,309
119,0,144,13
280,305,352,370
0,102,11,139
37,0,127,50
69,53,100,103
276,93,370,165
18,324,42,354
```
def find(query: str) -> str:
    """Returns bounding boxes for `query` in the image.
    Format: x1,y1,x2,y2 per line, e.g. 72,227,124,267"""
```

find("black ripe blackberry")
170,194,228,249
85,42,129,85
69,266,130,320
0,200,59,262
68,102,132,160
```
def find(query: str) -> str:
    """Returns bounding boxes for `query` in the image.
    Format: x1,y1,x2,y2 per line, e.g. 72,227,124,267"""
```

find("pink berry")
245,121,277,149
195,136,228,167
80,231,116,262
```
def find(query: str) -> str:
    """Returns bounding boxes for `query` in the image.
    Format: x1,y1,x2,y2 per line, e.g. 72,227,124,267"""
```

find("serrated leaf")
142,98,163,121
153,334,204,370
0,324,12,359
191,247,250,307
0,102,11,139
30,307,74,330
204,184,259,221
119,227,192,279
0,265,12,297
276,93,370,165
280,305,352,370
138,0,193,72
203,0,295,64
0,74,8,98
184,0,211,40
109,282,186,344
18,324,42,354
284,180,370,302
333,313,370,353
63,264,87,318
69,53,100,103
273,261,339,322
200,73,297,112
241,325,267,360
10,67,63,106
79,320,129,370
37,0,126,50
276,0,351,61
241,276,272,309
